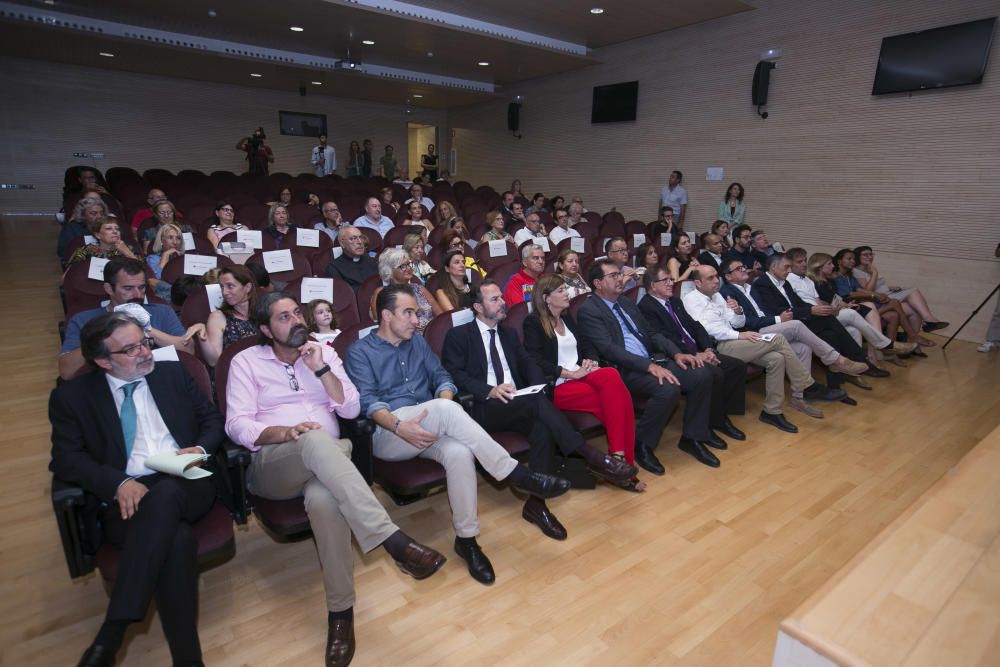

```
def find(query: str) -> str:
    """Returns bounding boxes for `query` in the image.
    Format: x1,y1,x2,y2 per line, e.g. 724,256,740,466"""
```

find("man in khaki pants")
225,292,446,667
682,266,846,434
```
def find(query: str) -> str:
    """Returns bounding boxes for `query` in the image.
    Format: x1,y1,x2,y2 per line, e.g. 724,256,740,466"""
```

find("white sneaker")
978,341,998,352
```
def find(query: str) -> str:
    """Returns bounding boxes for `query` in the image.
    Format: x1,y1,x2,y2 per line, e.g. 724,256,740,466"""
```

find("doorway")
407,123,437,180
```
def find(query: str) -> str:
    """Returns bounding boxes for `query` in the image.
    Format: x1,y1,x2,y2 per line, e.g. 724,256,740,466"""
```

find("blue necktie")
120,381,140,459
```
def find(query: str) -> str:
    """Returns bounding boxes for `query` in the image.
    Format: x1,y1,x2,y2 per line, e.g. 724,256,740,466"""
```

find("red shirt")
503,270,538,307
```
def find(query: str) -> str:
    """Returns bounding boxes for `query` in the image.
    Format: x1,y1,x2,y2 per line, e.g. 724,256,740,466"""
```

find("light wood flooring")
1,217,997,666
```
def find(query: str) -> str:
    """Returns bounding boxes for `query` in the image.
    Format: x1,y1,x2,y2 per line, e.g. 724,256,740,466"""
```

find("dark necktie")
488,329,505,385
664,301,698,352
120,381,140,459
613,303,644,341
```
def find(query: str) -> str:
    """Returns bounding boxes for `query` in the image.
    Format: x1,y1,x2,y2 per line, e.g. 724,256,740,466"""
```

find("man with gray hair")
503,243,546,307
513,211,547,247
353,196,394,238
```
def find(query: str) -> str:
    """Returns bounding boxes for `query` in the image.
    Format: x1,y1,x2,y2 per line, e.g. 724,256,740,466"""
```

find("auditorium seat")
282,275,361,330
160,252,234,285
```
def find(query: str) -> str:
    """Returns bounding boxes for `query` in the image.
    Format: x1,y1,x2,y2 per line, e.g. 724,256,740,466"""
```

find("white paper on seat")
296,228,320,247
488,239,508,257
570,237,585,253
513,384,546,397
451,308,474,326
660,233,672,247
145,452,212,479
531,237,548,252
358,324,377,339
236,229,262,249
633,233,646,247
182,232,196,249
152,345,180,362
183,254,217,276
84,235,96,246
465,268,472,282
301,277,334,304
87,257,110,281
332,247,343,259
205,283,224,311
263,249,294,273
687,232,697,245
219,241,247,254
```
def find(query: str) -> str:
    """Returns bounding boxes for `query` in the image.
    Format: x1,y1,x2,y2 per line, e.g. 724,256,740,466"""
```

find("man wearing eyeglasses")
325,225,378,293
548,209,581,246
226,292,447,666
50,311,227,667
576,258,721,470
605,237,639,290
314,200,344,243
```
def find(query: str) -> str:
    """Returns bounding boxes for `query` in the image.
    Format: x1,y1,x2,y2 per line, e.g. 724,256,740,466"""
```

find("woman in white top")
523,275,645,492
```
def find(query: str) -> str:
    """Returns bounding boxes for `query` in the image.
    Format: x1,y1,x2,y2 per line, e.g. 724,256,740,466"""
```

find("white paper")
633,233,646,247
760,333,777,342
513,383,546,397
205,283,224,311
465,268,472,282
84,235,96,246
87,256,110,281
706,167,724,181
236,229,262,249
219,241,247,254
332,247,343,259
183,254,218,276
660,233,672,247
358,324,377,339
451,308,474,326
296,227,320,247
570,237,585,253
301,277,334,304
262,249,294,273
534,237,550,252
152,345,180,362
182,232,196,249
488,239,508,258
687,232,697,245
145,452,212,479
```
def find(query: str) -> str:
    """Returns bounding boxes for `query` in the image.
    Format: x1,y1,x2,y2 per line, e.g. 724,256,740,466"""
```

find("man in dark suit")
750,254,884,403
698,233,726,272
49,312,225,667
576,259,723,470
638,266,748,440
443,280,636,541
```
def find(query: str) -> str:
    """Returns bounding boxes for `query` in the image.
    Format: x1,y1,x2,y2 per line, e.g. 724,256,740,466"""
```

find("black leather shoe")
922,321,949,332
454,538,495,585
326,617,355,667
78,645,115,667
587,454,637,485
513,471,571,499
703,432,728,450
759,411,798,433
802,383,847,402
862,365,890,378
634,445,665,475
716,419,746,441
678,438,721,468
522,501,567,540
394,542,447,580
840,395,858,406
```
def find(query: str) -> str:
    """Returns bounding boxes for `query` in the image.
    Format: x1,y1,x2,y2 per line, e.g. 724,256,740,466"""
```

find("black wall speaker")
299,86,307,97
752,61,776,106
507,102,521,132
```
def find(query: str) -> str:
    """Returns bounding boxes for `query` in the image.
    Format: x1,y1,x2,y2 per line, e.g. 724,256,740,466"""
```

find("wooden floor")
2,216,997,666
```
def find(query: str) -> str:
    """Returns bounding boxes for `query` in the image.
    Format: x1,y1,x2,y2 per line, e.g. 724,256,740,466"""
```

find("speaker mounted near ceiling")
752,60,776,119
507,102,522,139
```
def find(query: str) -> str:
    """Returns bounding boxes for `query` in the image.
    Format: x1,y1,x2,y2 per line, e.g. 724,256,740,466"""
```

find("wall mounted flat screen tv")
872,17,996,95
592,81,638,123
278,111,328,137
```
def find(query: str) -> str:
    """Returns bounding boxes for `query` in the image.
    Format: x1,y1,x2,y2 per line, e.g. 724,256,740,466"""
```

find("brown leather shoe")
326,617,355,667
829,357,868,376
587,454,637,485
394,542,446,580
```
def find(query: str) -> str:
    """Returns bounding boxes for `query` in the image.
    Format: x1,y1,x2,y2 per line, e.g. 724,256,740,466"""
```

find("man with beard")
59,258,205,380
50,312,225,667
226,292,446,667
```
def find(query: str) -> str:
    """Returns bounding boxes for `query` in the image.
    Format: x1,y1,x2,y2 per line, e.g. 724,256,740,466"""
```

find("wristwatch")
314,364,331,378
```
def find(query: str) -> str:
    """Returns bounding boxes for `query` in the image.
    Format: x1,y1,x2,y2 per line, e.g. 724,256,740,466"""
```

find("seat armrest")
341,417,375,486
456,391,474,412
222,440,251,525
50,477,95,579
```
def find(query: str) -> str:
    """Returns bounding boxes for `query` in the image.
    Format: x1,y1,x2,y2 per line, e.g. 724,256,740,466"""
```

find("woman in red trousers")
523,274,645,492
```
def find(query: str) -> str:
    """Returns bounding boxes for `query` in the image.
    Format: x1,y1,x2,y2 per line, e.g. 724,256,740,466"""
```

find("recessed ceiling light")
361,39,375,46
250,73,262,78
412,94,424,98
43,0,56,5
98,52,115,57
290,26,304,32
426,51,434,57
311,81,322,85
478,61,490,66
207,9,216,17
590,7,605,14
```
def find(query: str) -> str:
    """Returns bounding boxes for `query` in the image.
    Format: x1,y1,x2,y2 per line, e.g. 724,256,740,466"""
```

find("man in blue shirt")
723,224,768,271
59,257,205,380
345,285,570,585
353,197,395,238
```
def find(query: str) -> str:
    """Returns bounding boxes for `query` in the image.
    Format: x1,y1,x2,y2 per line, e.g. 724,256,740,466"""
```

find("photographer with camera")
236,126,274,176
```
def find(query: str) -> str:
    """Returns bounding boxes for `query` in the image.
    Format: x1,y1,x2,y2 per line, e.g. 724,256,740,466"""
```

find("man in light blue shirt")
659,170,688,227
353,196,394,238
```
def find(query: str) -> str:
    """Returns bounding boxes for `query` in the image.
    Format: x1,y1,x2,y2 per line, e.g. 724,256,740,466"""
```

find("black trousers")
473,392,584,475
622,361,713,451
102,473,216,663
712,354,747,424
803,315,866,389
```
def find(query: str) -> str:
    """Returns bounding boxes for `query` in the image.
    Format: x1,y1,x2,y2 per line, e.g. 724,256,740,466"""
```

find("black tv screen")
872,17,996,95
592,81,638,123
278,111,328,137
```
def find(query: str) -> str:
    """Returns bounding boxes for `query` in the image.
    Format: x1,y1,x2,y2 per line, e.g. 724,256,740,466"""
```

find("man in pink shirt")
225,292,445,667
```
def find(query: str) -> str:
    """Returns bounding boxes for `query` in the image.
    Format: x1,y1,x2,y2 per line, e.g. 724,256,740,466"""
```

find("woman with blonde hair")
403,231,434,284
146,223,186,300
433,200,459,227
524,274,647,492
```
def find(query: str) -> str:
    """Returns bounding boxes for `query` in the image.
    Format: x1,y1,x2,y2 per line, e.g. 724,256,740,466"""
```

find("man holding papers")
50,311,226,667
345,285,572,586
443,280,637,543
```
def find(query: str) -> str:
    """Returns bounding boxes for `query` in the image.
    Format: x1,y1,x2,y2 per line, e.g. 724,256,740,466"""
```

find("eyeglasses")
284,364,300,391
110,337,154,357
396,262,413,271
219,207,234,213
600,271,622,281
725,266,747,275
652,276,673,284
608,247,628,255
156,210,174,217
